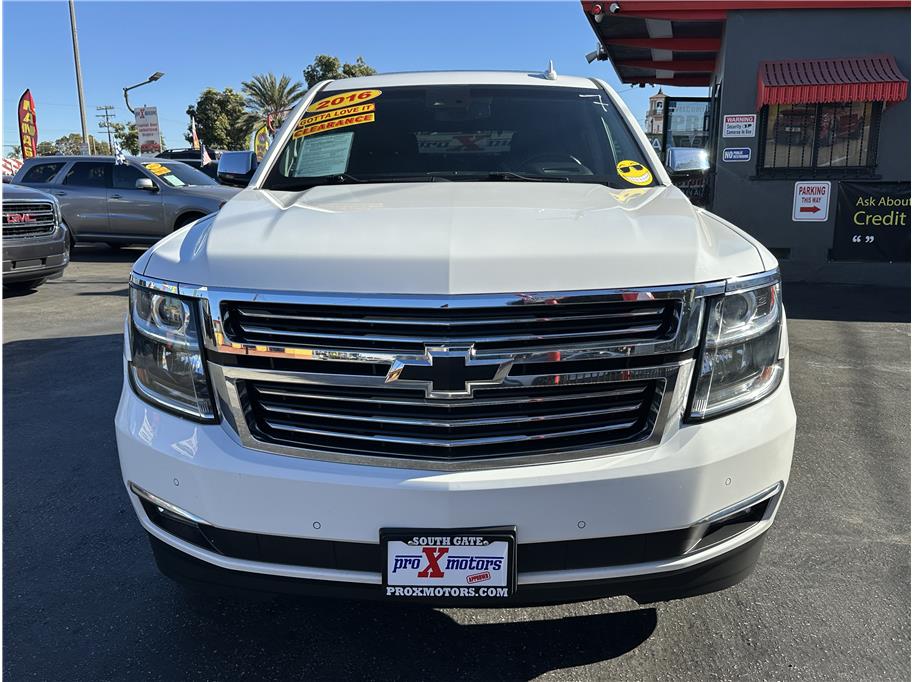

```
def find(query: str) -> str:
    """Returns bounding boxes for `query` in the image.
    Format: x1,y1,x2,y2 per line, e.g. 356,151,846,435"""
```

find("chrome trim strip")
130,272,180,295
697,481,783,525
215,362,683,392
253,383,649,408
265,417,640,449
129,481,209,525
725,269,781,293
256,399,643,428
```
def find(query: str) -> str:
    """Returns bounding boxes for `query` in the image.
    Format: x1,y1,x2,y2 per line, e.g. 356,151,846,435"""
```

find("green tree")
241,73,306,132
186,87,249,150
303,55,376,88
8,145,21,159
36,141,57,156
52,133,111,155
107,121,139,155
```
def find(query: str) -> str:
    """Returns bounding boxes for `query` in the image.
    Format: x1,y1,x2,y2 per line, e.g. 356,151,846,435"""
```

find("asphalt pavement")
4,245,910,681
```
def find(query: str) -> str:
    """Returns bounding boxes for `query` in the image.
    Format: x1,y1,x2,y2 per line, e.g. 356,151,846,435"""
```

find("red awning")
757,55,909,109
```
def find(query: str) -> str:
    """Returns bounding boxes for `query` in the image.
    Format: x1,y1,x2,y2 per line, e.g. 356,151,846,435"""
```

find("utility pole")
67,0,92,155
96,105,115,153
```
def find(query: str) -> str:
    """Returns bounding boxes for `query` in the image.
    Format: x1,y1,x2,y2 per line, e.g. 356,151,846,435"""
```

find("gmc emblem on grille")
5,213,34,223
385,346,513,399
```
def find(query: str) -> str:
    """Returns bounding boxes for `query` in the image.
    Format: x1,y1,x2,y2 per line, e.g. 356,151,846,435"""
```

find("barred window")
758,102,881,175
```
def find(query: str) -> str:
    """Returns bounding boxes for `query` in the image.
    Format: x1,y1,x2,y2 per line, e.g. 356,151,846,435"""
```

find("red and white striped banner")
2,157,24,176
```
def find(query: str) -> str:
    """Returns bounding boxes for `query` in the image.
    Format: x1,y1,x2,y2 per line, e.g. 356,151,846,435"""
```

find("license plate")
381,528,516,601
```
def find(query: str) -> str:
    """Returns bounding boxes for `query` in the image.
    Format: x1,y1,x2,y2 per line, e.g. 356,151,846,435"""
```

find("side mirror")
218,151,258,187
135,178,157,191
664,147,710,174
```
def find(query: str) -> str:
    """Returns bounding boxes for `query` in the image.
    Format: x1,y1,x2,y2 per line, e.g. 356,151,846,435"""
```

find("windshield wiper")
270,173,452,191
483,171,570,182
419,170,571,183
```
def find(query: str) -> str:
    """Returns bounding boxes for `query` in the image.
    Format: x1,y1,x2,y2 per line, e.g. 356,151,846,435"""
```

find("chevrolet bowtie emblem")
384,346,513,399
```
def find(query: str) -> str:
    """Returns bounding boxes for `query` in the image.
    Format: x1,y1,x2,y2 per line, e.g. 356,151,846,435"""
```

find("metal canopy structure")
580,0,910,88
756,55,909,108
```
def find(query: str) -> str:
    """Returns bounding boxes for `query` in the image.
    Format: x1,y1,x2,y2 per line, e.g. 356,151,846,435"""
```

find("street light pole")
122,72,164,115
67,0,92,154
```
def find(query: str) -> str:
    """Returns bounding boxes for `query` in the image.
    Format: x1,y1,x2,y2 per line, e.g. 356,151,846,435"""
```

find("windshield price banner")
832,182,910,262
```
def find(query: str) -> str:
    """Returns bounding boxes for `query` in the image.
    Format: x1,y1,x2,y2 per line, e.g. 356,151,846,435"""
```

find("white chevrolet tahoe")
116,70,796,605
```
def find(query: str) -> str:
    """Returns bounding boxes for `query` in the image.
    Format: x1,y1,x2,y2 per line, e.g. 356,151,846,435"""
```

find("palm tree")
241,73,307,132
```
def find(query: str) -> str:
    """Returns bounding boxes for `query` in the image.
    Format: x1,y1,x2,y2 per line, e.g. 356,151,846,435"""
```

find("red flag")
18,90,38,160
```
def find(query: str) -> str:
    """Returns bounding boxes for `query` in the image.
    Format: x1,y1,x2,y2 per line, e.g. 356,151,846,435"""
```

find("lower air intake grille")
242,379,660,461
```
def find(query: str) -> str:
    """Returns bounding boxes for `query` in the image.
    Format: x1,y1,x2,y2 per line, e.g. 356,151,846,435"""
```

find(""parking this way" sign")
792,181,831,222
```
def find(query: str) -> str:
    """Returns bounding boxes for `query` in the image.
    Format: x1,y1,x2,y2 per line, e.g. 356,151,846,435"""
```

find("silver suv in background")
12,156,238,247
2,183,69,290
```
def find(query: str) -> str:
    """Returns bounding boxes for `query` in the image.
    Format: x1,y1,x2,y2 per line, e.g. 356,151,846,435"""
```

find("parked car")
12,156,238,247
117,70,795,606
2,183,70,290
157,148,221,181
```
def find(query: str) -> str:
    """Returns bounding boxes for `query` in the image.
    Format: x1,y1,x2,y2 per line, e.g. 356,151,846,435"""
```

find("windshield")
141,161,217,187
264,85,657,189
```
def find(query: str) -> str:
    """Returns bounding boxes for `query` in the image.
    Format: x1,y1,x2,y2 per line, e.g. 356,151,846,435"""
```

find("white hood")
138,182,767,294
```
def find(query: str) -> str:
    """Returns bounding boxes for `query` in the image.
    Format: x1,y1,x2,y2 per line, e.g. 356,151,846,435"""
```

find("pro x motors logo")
391,544,504,580
384,533,513,599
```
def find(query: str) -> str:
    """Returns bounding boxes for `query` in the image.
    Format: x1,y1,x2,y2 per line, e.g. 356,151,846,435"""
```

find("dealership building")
582,0,910,285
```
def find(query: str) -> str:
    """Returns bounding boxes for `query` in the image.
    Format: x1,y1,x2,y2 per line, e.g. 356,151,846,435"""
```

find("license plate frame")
381,526,517,601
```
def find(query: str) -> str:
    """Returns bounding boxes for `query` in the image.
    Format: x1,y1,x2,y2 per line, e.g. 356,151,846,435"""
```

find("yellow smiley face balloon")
616,160,654,186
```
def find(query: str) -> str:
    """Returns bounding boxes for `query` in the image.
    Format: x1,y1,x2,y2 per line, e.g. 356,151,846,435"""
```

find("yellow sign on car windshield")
143,162,171,177
306,89,381,113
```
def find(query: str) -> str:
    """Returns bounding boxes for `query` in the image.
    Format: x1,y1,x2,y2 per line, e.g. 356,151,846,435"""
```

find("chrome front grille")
2,201,57,239
241,378,659,461
185,281,720,470
221,297,679,353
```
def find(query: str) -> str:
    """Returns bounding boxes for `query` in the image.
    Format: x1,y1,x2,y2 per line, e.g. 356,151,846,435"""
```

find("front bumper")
2,224,69,283
115,352,796,604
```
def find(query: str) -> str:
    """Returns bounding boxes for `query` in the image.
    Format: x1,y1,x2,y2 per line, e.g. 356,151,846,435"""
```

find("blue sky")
3,1,703,154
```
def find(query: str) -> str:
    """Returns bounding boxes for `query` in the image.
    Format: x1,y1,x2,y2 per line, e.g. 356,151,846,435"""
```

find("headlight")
689,277,784,419
128,282,215,420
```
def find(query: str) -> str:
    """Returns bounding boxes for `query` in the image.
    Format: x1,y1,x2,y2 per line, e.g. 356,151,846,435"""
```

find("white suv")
116,70,795,605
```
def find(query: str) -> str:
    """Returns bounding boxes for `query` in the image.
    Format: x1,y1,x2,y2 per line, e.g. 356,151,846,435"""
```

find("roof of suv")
321,70,600,91
19,155,192,166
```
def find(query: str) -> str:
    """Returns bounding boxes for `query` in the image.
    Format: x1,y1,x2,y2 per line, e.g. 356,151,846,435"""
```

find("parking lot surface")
4,246,910,681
